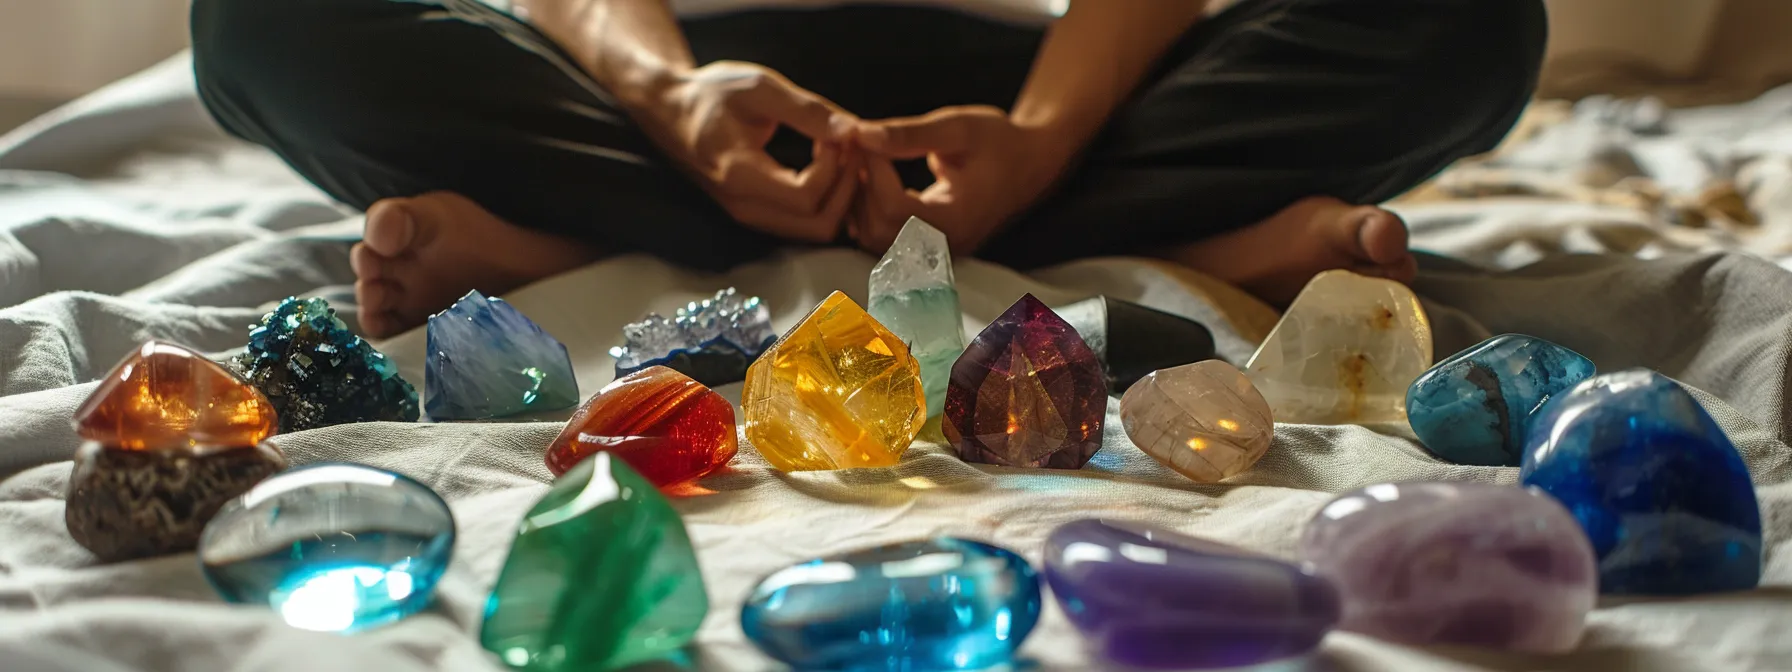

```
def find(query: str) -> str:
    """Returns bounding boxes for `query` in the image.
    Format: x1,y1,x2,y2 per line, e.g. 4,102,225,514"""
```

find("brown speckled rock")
65,442,286,562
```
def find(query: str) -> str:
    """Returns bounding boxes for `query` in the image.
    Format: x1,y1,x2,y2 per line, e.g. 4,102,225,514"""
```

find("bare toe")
1159,196,1414,306
356,278,404,338
350,242,387,281
363,199,417,256
349,191,603,337
1354,208,1410,266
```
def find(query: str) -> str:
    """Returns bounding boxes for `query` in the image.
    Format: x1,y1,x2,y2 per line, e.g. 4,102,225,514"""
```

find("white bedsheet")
3,54,1792,671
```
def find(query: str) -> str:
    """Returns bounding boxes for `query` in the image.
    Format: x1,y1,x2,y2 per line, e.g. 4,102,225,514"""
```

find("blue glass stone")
425,290,579,420
1520,369,1762,594
236,297,420,432
610,288,777,387
1407,334,1596,466
741,538,1042,671
198,463,456,632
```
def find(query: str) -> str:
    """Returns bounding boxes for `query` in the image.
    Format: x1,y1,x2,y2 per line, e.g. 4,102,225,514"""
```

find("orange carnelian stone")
74,341,277,449
546,366,737,486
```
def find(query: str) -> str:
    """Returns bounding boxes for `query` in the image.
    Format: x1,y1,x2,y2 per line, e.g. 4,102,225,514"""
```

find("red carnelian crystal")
546,366,737,486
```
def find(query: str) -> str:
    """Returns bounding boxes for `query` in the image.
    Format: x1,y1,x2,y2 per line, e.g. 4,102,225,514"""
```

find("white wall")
1543,0,1724,77
0,0,191,99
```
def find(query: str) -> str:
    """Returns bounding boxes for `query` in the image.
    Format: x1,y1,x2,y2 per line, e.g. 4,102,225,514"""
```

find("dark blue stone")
425,290,578,420
740,538,1041,671
1520,369,1761,595
610,288,777,387
236,297,419,432
1407,334,1595,466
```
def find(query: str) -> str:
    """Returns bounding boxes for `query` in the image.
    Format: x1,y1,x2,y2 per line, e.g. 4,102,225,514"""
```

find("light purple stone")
1044,519,1341,670
1299,482,1597,653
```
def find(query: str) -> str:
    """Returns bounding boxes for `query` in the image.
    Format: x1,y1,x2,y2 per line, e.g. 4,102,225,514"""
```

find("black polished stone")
1056,296,1217,394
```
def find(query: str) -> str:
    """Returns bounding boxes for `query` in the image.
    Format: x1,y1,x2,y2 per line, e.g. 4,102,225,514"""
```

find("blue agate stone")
425,290,579,420
741,538,1041,671
198,463,456,633
1520,369,1761,594
1407,334,1595,466
236,297,419,432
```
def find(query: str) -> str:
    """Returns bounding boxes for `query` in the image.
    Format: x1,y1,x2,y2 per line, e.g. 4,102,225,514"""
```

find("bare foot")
1163,196,1418,306
350,191,600,338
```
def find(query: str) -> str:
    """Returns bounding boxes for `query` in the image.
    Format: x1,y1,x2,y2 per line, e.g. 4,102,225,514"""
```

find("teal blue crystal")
426,290,578,420
741,537,1041,671
1407,334,1596,466
237,297,419,432
869,218,966,418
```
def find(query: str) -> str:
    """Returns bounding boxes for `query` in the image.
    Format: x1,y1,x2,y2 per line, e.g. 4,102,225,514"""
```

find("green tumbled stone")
481,453,709,671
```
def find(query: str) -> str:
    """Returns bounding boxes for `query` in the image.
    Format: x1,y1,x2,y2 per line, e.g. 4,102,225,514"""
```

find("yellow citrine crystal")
743,291,925,471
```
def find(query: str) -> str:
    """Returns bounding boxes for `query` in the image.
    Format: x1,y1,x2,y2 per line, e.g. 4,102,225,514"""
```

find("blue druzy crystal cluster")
236,297,419,432
609,288,777,387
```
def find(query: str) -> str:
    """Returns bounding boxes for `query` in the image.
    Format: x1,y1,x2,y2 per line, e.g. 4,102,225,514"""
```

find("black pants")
190,0,1546,271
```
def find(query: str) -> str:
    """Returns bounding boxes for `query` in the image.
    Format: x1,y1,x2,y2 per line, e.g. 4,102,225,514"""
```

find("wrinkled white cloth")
3,54,1792,671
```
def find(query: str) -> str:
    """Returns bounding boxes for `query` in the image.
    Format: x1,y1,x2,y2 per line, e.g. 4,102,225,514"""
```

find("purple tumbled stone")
1299,482,1597,653
1043,519,1341,669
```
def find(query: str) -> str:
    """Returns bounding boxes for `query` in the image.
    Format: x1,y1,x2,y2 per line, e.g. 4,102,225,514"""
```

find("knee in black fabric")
190,0,337,141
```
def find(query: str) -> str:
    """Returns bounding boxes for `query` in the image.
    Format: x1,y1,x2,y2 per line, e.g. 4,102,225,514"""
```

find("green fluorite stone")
868,217,966,418
481,453,708,670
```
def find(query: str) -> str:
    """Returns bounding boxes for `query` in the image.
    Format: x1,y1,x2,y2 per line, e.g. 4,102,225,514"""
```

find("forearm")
518,0,693,110
1011,0,1208,164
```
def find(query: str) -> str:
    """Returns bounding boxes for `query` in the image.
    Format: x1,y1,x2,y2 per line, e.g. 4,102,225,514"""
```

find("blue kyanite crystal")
1520,369,1762,595
237,297,419,432
1407,334,1596,466
609,288,776,387
199,463,455,633
424,290,578,420
741,537,1041,671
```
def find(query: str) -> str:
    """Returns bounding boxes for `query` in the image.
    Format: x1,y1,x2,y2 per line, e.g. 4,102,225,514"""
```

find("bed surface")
3,54,1792,671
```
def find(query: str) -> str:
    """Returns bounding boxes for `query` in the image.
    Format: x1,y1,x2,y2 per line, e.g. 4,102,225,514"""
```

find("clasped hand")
640,62,1064,255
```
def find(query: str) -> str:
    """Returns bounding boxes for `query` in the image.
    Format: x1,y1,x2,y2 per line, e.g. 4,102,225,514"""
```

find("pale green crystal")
869,218,966,418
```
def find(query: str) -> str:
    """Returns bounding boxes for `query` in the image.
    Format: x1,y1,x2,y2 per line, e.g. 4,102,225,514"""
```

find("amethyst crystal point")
944,294,1106,469
1044,519,1340,670
425,290,578,420
609,288,776,387
1300,482,1597,653
236,297,418,432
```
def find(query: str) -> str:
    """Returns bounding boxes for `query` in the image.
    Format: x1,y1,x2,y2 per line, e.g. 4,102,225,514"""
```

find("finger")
724,154,857,244
857,157,923,252
814,155,861,233
715,151,814,214
729,188,851,244
858,108,975,159
848,160,874,243
793,142,843,212
740,73,855,142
